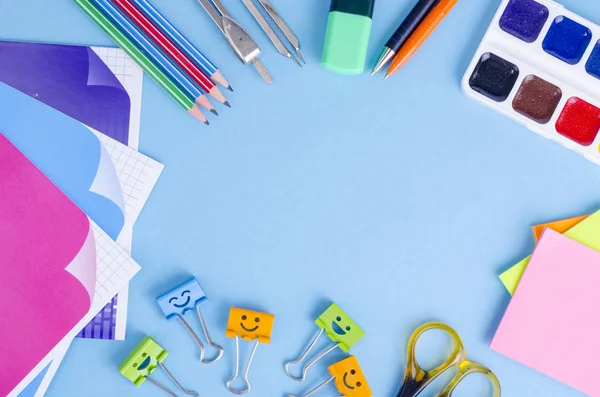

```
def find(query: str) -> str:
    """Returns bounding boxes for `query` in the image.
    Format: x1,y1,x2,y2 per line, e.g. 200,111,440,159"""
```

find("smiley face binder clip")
289,356,372,397
156,277,224,363
119,335,199,397
225,307,275,395
285,303,365,382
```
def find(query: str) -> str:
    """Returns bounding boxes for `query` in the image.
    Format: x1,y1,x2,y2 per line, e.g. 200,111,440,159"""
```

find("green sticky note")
119,336,168,386
315,303,364,352
500,209,600,295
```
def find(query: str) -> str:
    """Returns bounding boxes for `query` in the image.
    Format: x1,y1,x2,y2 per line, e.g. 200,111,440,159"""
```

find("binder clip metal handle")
196,306,225,363
284,329,339,382
226,336,260,395
288,376,335,397
148,362,199,397
178,307,225,363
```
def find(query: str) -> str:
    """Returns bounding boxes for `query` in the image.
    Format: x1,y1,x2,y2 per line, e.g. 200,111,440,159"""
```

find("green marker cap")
322,0,375,75
330,0,375,18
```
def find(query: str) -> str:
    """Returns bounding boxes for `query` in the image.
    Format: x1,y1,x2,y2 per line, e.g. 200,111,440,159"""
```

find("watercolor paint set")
462,0,600,166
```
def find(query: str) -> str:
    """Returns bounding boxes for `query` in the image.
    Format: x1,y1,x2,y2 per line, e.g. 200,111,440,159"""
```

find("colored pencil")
129,0,232,91
112,0,229,106
90,0,218,116
385,0,458,79
72,0,208,124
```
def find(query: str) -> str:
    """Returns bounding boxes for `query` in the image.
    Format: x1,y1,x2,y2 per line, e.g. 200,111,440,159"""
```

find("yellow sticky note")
500,210,600,295
532,215,589,243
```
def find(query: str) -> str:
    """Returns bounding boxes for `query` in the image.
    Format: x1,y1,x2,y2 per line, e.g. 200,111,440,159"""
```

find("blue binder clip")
156,277,224,363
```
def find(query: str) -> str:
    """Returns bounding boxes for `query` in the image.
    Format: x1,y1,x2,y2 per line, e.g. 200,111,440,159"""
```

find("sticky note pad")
491,230,600,395
531,214,588,243
500,209,600,294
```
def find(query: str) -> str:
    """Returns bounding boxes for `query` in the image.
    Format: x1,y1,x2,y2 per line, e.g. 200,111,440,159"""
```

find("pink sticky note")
0,134,96,396
491,229,600,396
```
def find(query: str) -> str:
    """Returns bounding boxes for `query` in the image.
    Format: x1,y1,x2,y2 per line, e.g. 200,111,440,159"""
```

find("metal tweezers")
196,0,273,83
241,0,305,66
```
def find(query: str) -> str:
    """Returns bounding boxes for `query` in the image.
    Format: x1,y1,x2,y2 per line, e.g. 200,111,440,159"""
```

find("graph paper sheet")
90,46,143,149
75,131,163,341
77,46,146,342
94,131,164,246
8,219,141,397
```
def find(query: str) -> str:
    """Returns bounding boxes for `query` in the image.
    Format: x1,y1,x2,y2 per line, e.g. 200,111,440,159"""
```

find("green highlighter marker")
322,0,375,75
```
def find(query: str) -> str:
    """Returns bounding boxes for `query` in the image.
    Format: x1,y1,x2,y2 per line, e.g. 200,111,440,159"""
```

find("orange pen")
385,0,458,79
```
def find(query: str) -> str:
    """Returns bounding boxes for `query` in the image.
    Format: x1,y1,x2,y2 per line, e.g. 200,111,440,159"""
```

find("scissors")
396,322,501,397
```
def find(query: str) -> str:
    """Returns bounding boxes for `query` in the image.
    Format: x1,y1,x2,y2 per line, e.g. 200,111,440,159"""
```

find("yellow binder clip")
225,307,275,395
289,356,372,397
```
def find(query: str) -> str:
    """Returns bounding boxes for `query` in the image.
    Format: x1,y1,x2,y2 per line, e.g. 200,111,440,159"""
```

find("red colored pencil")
111,0,229,105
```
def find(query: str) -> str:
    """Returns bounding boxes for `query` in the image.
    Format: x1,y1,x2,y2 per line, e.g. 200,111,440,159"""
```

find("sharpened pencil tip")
204,120,210,126
227,86,234,92
211,109,219,116
224,101,231,108
384,73,391,80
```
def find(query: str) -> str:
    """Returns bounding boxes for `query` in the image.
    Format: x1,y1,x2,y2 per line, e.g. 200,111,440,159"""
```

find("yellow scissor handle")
397,322,500,397
438,360,501,397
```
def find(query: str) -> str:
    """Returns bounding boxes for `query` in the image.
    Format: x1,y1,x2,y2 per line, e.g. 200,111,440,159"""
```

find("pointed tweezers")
257,0,304,64
241,0,304,66
196,0,273,83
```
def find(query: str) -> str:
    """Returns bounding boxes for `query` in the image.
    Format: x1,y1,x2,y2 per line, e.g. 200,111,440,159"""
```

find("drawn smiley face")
169,289,191,308
119,336,168,387
226,308,275,343
156,278,207,319
240,313,261,332
329,356,372,397
332,315,352,336
315,303,365,353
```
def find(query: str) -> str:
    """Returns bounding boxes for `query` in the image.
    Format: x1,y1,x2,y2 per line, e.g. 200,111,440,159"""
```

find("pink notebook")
0,134,97,396
491,229,600,396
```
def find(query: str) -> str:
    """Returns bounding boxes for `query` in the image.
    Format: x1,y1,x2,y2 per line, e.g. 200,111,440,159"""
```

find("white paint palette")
462,0,600,166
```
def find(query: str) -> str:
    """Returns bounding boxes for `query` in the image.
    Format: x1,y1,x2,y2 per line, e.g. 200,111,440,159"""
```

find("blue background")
1,0,600,396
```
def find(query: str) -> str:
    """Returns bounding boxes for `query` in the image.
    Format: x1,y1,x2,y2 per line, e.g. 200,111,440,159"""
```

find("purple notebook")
0,40,131,145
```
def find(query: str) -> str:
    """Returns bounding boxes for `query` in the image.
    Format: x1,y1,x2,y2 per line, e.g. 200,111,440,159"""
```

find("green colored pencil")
72,0,208,123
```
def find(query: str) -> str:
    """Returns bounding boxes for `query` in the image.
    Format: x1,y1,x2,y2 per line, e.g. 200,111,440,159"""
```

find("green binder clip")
284,303,365,382
119,336,199,396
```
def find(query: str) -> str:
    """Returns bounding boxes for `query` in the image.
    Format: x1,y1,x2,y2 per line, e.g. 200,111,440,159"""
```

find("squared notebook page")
90,46,143,149
491,229,600,396
75,134,162,341
9,219,141,397
93,131,163,247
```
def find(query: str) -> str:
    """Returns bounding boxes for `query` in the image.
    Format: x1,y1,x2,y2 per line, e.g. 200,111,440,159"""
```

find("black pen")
371,0,440,75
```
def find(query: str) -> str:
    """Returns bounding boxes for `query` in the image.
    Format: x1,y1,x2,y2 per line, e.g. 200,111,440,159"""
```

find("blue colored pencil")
129,0,232,91
90,0,217,114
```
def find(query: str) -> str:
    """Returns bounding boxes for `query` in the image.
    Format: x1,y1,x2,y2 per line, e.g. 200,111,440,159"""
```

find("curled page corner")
89,135,126,216
65,223,97,303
